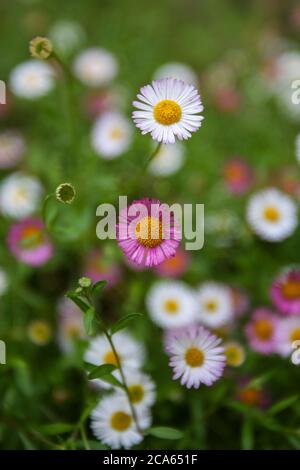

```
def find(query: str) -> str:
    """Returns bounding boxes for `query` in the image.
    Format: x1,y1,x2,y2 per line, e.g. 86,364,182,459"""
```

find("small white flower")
115,370,156,410
246,188,298,242
57,298,85,353
49,20,85,57
0,172,43,219
132,77,204,144
154,62,198,86
0,130,26,169
146,280,197,329
84,331,145,389
91,394,150,449
196,282,233,328
148,142,185,176
73,48,118,87
276,316,300,357
9,60,54,99
91,112,132,159
296,134,300,164
0,268,8,296
166,325,225,389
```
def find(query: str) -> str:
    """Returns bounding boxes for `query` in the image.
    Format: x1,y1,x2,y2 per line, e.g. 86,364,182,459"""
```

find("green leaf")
100,373,124,389
93,280,107,294
39,423,74,435
88,364,117,380
268,395,299,416
147,426,183,440
110,313,142,335
66,292,90,313
241,417,254,450
84,308,96,335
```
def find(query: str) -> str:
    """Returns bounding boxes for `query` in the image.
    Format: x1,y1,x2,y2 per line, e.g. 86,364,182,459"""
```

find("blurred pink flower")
214,87,241,113
7,218,53,266
223,157,254,194
236,376,271,409
154,247,190,278
245,307,280,355
271,269,300,316
230,286,250,318
84,249,122,288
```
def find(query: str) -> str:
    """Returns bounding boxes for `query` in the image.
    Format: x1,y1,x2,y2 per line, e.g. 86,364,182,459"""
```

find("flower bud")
55,182,76,204
29,36,53,60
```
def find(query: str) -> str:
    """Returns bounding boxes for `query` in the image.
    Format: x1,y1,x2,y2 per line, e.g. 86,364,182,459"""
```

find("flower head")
28,320,52,345
0,130,26,169
9,60,54,99
246,188,298,242
276,316,300,357
224,341,245,367
29,36,53,60
154,247,190,278
245,308,280,355
223,157,254,194
57,298,85,353
166,325,225,389
154,62,198,86
148,142,185,177
132,77,204,144
55,182,76,204
91,112,132,159
0,172,43,219
73,48,118,87
117,198,181,267
83,249,121,288
271,268,300,316
196,282,233,328
7,218,53,266
114,370,156,410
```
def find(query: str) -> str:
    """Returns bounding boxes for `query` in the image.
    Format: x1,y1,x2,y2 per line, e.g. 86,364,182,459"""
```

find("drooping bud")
29,37,53,60
55,182,76,204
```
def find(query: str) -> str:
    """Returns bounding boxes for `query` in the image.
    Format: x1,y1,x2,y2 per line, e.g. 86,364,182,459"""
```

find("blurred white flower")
154,62,198,86
114,370,156,410
57,298,85,353
0,130,26,169
91,394,150,449
195,282,233,328
48,19,85,57
246,188,298,242
91,111,132,159
148,142,185,176
0,268,8,296
73,48,118,87
0,172,43,219
9,60,54,99
146,280,197,329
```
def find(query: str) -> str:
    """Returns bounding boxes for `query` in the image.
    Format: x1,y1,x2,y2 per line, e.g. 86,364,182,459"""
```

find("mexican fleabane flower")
148,142,185,177
166,325,225,389
270,268,300,316
132,77,204,143
224,341,245,367
154,62,198,86
91,111,133,159
9,60,54,99
114,370,156,410
276,316,300,357
195,282,233,328
57,298,86,353
0,130,26,169
0,172,43,219
73,48,118,87
117,198,181,267
245,308,280,355
223,157,254,194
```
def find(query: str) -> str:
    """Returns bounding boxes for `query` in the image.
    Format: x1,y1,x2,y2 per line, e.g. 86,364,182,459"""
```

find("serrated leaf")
147,426,183,440
268,395,299,416
39,423,74,435
66,292,90,313
110,313,142,335
88,364,117,380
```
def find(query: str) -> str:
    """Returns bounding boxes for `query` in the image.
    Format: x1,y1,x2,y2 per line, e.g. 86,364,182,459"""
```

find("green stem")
143,142,162,170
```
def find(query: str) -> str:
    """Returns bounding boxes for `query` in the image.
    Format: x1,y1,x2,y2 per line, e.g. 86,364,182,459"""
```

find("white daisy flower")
73,48,118,87
148,142,185,176
91,394,151,449
91,111,132,159
114,370,156,410
0,130,26,169
57,298,85,353
0,172,43,219
84,331,145,389
132,77,204,144
146,280,197,329
276,316,300,357
49,20,85,57
166,325,225,389
9,60,54,99
246,188,298,242
0,268,8,296
296,134,300,164
196,282,233,328
154,62,198,86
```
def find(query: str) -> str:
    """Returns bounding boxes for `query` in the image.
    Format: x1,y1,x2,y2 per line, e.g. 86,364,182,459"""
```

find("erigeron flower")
132,77,204,144
0,268,8,296
57,298,85,353
276,316,300,357
154,247,190,278
115,370,156,410
73,48,118,87
223,157,254,194
166,325,225,389
0,173,43,219
154,62,198,86
271,268,300,316
0,130,26,169
146,280,197,329
195,282,233,328
148,142,185,176
91,112,132,159
9,60,54,99
224,341,245,367
83,249,122,288
245,308,280,355
84,331,145,389
246,188,298,242
117,198,181,267
91,394,150,449
28,320,52,345
49,20,85,57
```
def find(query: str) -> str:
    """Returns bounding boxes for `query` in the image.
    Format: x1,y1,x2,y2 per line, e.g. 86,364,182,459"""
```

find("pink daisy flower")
223,157,254,194
154,247,190,278
166,325,225,389
117,197,181,267
83,249,122,288
270,269,300,316
245,307,280,355
7,218,53,266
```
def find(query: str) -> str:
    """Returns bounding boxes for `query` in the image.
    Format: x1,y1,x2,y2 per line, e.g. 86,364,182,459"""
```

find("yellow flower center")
239,388,261,407
28,321,51,345
290,327,300,342
110,127,123,140
263,206,280,222
164,299,179,314
21,226,44,249
204,299,218,313
185,347,204,367
135,216,163,248
104,350,119,366
154,99,182,126
110,411,132,432
225,344,244,367
128,384,145,404
253,319,273,340
281,279,300,300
